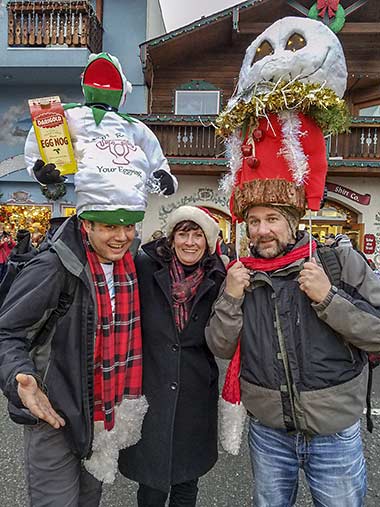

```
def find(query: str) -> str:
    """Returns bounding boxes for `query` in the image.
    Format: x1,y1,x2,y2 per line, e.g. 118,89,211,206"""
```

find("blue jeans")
248,419,366,507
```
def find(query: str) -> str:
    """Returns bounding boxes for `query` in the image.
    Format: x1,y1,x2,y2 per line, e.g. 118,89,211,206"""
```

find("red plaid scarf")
170,254,205,332
81,227,143,431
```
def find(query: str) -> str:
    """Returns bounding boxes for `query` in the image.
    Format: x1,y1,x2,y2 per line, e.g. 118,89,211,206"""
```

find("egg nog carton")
28,96,77,175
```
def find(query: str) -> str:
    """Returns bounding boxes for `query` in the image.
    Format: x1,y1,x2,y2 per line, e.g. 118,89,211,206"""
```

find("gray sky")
159,0,241,31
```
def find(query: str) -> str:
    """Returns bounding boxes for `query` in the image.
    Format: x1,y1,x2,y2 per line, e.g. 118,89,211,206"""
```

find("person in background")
0,231,16,281
119,205,226,507
349,234,371,266
334,233,353,248
324,233,336,246
226,242,237,262
218,230,229,255
150,229,164,241
0,229,37,307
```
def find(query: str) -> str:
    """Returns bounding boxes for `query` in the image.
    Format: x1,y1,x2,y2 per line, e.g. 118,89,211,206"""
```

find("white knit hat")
166,206,219,254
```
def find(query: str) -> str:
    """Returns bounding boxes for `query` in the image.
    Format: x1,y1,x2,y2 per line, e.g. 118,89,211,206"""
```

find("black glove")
33,159,65,185
153,170,175,196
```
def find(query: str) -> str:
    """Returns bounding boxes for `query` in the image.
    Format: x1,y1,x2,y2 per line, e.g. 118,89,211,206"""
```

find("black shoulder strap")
317,246,342,288
32,273,77,348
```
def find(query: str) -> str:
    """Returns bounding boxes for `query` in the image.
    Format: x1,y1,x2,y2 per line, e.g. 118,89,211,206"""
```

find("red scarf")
222,241,316,404
170,254,205,332
82,227,143,430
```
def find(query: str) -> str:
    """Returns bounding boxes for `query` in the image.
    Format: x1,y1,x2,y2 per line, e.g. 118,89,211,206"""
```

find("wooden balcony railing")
328,120,380,160
7,1,102,53
139,117,225,159
140,116,380,168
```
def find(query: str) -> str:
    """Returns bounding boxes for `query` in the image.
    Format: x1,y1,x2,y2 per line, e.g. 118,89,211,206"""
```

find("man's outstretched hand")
33,159,65,185
16,373,65,429
153,170,175,196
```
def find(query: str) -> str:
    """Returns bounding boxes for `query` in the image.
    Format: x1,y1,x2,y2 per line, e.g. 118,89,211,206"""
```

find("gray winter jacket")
206,233,380,435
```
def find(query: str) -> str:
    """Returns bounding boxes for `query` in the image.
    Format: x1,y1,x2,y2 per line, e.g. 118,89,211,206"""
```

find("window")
175,90,220,115
358,104,380,117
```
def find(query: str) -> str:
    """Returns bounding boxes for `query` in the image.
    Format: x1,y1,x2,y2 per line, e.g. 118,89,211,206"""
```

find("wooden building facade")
137,0,380,263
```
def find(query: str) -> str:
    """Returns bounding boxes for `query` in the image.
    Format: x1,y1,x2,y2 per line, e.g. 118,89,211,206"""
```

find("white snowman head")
232,16,347,106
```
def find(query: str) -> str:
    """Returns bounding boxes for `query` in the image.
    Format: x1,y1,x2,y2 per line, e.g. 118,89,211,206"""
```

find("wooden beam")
340,23,380,34
236,23,271,35
328,166,380,177
238,22,380,36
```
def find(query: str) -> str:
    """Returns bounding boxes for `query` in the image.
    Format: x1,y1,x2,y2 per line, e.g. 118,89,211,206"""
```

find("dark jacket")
119,240,226,491
206,232,380,435
0,215,97,458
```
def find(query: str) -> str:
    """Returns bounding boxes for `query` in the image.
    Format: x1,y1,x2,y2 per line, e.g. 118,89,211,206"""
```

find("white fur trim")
219,397,247,455
277,110,310,185
84,396,148,484
166,206,219,254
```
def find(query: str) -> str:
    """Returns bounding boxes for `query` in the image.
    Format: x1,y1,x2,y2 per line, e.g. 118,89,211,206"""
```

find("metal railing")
7,1,102,52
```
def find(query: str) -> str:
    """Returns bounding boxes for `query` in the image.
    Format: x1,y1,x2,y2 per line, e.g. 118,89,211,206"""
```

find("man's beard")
253,236,288,259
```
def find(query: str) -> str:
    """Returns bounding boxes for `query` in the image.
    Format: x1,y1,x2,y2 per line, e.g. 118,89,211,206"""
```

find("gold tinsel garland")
216,81,350,139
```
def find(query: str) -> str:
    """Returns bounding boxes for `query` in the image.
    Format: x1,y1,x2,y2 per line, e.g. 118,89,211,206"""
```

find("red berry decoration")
253,129,264,141
241,144,253,157
246,156,260,169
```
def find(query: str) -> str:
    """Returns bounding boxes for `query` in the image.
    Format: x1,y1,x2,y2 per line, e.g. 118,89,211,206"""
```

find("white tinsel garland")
219,131,243,195
277,110,310,186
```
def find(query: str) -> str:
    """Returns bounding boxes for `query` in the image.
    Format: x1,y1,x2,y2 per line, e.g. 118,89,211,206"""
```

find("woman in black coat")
119,205,226,507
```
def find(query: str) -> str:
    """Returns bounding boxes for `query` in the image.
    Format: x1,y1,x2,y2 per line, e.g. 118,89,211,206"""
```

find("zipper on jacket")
274,300,299,432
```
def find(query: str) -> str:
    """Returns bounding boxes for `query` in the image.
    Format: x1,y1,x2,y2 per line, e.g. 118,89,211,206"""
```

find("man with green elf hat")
0,52,178,506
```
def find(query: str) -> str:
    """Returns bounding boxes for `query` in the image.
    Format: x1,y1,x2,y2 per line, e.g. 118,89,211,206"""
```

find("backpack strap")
318,245,375,432
316,246,342,288
32,273,77,348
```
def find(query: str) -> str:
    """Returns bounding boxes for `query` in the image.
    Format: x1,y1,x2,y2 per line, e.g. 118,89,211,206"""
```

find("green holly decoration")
41,183,67,201
308,3,346,33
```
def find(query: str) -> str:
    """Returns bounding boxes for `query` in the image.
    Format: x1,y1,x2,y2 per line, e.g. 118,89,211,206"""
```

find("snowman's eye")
252,40,274,64
285,33,306,52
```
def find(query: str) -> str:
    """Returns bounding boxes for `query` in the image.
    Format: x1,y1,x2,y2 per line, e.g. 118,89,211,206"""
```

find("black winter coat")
0,216,97,458
119,241,225,491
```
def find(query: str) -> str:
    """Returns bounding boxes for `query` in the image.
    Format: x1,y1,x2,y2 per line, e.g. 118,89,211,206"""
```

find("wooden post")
8,8,15,45
96,0,103,24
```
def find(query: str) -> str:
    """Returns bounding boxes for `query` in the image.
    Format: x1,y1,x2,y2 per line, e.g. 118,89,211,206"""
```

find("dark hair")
156,220,216,270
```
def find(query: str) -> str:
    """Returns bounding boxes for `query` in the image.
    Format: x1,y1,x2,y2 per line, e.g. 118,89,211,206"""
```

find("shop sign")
326,182,371,205
363,234,376,255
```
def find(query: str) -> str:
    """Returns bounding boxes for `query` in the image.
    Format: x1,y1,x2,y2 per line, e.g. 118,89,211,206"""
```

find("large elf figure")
25,52,177,223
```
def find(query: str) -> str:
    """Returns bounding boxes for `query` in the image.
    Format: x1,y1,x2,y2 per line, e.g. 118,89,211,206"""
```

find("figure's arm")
24,128,64,184
139,122,178,195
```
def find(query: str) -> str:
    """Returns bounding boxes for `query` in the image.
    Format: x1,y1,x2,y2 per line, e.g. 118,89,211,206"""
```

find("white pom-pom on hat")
166,206,219,254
